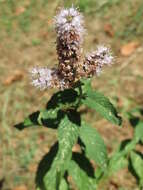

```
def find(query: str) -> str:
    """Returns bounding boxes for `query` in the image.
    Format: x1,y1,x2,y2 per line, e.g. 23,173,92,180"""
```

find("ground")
0,0,143,189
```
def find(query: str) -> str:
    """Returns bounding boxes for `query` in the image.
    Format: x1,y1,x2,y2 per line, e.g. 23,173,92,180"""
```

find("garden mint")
30,7,114,90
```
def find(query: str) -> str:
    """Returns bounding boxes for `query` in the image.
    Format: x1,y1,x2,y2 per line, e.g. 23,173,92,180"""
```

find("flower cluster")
30,67,68,90
55,7,85,88
30,7,114,90
81,45,114,77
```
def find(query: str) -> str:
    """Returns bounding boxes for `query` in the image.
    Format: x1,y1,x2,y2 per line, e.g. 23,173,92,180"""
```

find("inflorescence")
30,7,114,90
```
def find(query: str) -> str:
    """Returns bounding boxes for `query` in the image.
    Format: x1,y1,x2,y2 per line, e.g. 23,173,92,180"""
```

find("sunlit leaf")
82,90,122,126
68,160,97,190
130,151,143,186
134,121,143,143
59,179,68,190
108,139,137,176
79,122,108,169
43,115,79,190
108,153,128,175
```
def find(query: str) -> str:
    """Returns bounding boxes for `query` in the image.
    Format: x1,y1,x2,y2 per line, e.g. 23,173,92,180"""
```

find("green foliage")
130,151,143,187
15,79,123,189
104,109,143,187
43,114,79,190
134,121,143,143
79,122,108,169
59,179,68,190
14,89,79,130
80,80,122,126
107,141,133,176
16,79,143,189
68,160,97,190
108,154,128,175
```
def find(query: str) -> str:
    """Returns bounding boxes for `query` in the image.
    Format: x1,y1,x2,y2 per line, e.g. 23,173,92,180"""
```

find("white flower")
83,45,114,76
30,67,53,90
95,45,114,66
54,7,85,38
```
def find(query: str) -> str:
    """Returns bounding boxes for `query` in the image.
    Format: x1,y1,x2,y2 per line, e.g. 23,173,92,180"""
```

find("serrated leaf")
68,160,97,190
79,122,108,169
82,90,122,126
130,151,143,186
43,115,79,190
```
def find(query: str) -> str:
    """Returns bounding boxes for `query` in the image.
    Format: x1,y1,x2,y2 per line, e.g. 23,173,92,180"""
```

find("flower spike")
30,7,114,90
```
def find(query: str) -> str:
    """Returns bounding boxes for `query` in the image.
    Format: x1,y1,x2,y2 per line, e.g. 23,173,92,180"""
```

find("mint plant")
15,7,122,190
102,108,143,189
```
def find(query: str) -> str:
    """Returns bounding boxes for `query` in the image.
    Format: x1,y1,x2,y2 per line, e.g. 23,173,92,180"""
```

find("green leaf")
15,88,79,130
82,90,122,126
14,109,59,130
123,139,137,154
36,142,58,190
43,115,79,190
57,114,79,172
59,179,69,190
68,160,97,190
108,139,136,176
14,111,40,130
130,151,143,186
108,153,128,176
80,78,92,93
134,121,143,143
47,89,79,110
79,122,108,169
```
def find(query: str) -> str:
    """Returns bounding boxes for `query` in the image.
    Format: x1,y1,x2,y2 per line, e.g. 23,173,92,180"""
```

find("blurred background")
0,0,143,189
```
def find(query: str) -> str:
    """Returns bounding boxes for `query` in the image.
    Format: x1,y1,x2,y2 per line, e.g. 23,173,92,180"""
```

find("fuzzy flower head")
54,7,84,39
30,67,54,90
55,7,85,86
30,7,115,91
95,45,114,66
30,67,70,90
82,45,114,77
